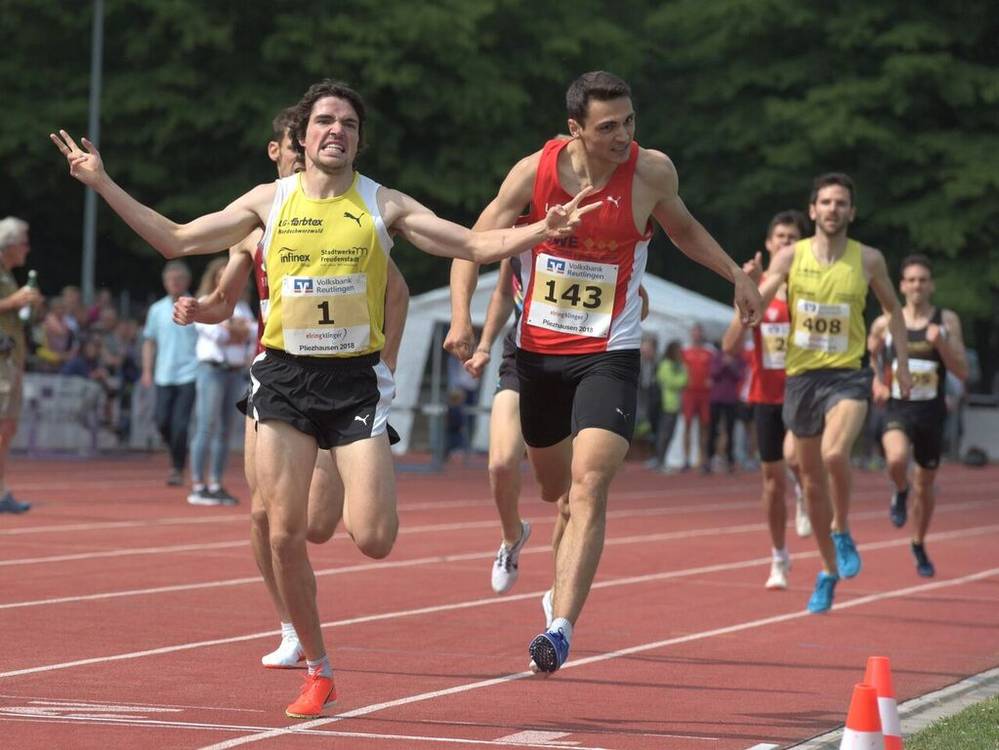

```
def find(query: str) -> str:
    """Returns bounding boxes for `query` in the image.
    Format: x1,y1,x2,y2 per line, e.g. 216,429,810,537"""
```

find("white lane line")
0,540,249,567
2,502,992,611
197,567,999,749
7,476,989,538
0,498,760,566
743,744,780,750
4,523,997,679
0,713,620,749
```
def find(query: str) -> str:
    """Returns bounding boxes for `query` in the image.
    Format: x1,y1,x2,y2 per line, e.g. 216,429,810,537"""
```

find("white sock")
280,622,297,640
306,654,332,678
550,617,573,644
773,547,789,562
208,482,221,492
192,483,205,492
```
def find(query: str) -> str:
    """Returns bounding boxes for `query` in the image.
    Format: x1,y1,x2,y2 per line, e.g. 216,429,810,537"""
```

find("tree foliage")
1,0,996,380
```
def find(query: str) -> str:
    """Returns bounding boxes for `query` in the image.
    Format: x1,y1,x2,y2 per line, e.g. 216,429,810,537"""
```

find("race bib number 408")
281,274,370,355
527,253,618,338
793,299,849,353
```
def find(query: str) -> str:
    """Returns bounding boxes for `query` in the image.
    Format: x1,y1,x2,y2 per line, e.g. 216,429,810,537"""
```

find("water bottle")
18,269,38,322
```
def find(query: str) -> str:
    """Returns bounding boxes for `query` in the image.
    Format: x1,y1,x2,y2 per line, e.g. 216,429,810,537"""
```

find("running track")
1,455,997,749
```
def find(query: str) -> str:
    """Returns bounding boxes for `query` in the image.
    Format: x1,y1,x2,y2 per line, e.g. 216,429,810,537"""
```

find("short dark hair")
271,106,297,144
566,71,631,125
767,209,808,239
900,253,933,277
290,79,367,157
810,172,855,205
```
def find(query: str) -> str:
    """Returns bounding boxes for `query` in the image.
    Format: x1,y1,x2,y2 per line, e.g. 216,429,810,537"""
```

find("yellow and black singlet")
258,172,392,358
785,238,867,376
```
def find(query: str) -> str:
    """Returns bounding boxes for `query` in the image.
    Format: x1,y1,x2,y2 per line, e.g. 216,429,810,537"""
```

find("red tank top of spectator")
516,138,653,355
682,346,713,391
749,291,789,404
254,242,269,355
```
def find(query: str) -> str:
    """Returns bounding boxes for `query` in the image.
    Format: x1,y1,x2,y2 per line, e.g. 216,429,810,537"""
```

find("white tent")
390,272,735,454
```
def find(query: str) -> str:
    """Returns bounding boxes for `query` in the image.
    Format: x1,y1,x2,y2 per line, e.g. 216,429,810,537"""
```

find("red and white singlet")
516,139,653,355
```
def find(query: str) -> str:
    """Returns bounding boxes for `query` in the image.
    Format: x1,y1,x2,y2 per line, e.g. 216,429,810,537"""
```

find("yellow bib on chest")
260,173,391,357
786,238,867,375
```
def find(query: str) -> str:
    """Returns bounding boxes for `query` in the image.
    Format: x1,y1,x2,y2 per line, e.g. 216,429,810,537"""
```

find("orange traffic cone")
840,683,884,749
864,656,903,749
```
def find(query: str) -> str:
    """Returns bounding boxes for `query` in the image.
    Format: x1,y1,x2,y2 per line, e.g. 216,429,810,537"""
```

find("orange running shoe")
285,672,336,719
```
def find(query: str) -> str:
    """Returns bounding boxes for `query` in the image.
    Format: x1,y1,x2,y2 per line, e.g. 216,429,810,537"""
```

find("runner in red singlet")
722,210,809,590
446,71,762,674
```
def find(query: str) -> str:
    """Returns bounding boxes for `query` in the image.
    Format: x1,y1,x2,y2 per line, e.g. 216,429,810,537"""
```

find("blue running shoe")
889,487,909,528
911,542,935,577
529,628,570,674
807,571,839,613
0,492,30,514
832,530,861,578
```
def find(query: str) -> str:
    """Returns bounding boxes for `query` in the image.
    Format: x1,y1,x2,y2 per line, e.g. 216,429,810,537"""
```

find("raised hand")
544,186,602,237
742,251,764,284
172,297,200,326
49,130,105,186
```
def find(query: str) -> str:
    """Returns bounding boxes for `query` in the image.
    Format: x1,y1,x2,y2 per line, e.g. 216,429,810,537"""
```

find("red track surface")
1,455,997,749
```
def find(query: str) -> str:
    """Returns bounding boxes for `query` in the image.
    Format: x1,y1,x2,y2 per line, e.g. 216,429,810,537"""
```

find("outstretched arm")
444,153,537,362
648,152,761,325
384,186,597,266
50,130,270,257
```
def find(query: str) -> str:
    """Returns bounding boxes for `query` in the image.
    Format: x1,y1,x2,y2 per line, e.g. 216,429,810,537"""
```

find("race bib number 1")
760,322,790,369
793,299,849,353
281,274,370,355
527,253,617,338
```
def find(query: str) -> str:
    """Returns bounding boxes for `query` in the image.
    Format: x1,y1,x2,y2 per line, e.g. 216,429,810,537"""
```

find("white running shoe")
794,483,812,538
541,588,554,629
490,521,532,594
765,558,790,590
261,636,304,668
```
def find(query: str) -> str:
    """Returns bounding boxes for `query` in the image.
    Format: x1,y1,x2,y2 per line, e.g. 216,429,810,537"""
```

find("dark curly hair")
289,79,367,158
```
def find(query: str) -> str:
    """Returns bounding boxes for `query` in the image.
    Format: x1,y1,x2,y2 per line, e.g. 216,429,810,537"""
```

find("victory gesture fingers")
544,185,601,237
49,130,105,186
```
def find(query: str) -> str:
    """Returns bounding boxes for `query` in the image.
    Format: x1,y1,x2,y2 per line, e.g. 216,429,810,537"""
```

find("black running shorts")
884,398,946,470
754,402,787,463
516,348,640,448
495,326,520,394
245,348,395,450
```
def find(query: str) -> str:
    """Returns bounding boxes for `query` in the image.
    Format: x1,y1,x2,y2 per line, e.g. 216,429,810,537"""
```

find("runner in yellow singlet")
172,106,410,670
758,173,912,614
51,79,598,719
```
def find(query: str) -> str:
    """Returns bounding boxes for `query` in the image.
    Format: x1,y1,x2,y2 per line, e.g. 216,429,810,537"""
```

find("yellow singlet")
259,172,392,357
785,238,867,376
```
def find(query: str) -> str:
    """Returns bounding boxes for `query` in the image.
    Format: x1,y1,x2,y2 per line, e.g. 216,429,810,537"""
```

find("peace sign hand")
49,130,106,187
544,185,602,237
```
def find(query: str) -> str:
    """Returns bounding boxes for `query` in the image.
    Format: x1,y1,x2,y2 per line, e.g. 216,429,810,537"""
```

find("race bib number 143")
527,253,617,338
